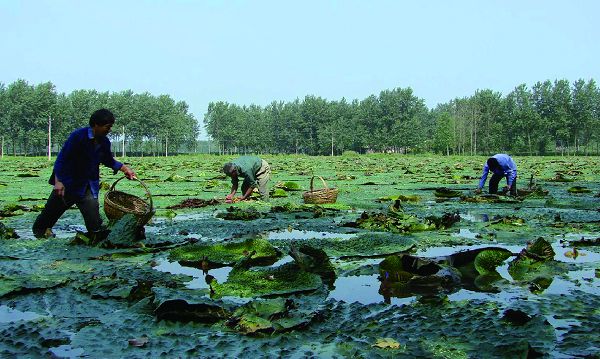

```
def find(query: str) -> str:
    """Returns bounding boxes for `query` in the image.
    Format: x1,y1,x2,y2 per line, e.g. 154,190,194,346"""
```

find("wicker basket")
303,176,338,204
104,177,154,226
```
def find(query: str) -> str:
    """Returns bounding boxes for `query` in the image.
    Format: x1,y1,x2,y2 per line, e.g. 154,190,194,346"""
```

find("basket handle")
309,176,329,191
109,176,154,212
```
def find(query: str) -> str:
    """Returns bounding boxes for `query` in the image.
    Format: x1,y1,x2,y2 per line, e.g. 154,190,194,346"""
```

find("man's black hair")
89,109,116,127
223,163,236,175
487,157,500,170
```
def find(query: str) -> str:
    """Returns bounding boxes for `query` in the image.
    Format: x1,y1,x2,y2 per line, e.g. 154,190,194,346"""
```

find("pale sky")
1,0,599,139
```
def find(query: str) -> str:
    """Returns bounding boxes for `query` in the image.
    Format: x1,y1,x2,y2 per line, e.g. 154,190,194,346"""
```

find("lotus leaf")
276,181,303,191
209,263,322,298
102,214,143,248
270,188,289,198
168,237,280,267
372,337,402,349
377,194,421,203
434,187,462,198
567,186,592,194
216,206,263,220
226,298,311,334
280,232,416,259
354,211,436,234
289,243,336,284
165,173,187,182
474,248,512,275
0,222,19,239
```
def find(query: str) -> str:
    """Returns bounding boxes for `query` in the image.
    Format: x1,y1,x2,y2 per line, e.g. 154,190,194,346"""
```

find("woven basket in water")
104,177,154,226
302,176,338,204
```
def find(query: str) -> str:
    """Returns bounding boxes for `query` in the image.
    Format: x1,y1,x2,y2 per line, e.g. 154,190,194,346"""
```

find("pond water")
153,258,232,290
151,242,599,307
267,229,357,241
0,305,42,323
451,228,481,239
48,345,85,358
460,212,490,222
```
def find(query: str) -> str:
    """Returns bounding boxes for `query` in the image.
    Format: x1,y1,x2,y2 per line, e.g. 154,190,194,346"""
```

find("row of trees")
0,79,199,156
2,78,598,157
205,79,600,156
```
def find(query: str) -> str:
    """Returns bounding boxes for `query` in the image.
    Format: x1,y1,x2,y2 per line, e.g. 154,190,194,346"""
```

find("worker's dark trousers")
489,173,517,196
32,187,102,237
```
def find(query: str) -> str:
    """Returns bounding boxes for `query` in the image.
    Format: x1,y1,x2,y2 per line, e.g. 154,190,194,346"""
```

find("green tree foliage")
2,78,600,156
0,79,197,156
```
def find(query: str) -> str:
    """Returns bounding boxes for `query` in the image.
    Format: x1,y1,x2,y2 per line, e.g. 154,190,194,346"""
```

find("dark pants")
489,173,517,196
32,188,103,237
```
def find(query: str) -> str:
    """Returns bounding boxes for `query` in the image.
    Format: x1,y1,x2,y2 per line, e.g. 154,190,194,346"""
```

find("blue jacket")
478,154,517,188
50,127,122,198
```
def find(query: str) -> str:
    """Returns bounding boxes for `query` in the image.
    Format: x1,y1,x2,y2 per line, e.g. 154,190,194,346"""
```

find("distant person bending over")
223,156,271,203
475,154,517,196
32,109,136,239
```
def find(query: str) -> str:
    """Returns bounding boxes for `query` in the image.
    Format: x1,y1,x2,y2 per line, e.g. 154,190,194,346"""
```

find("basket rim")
104,191,151,215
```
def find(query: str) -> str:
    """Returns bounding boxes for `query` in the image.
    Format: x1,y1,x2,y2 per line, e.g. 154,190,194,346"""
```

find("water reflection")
48,345,85,358
0,305,42,323
153,258,232,290
327,274,416,306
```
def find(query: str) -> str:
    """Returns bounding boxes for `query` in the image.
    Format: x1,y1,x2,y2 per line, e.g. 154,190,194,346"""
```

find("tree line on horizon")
0,79,198,157
205,78,600,156
1,78,599,157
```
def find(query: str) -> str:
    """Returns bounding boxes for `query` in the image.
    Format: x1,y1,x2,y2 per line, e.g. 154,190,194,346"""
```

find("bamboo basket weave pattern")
104,177,154,226
303,176,338,204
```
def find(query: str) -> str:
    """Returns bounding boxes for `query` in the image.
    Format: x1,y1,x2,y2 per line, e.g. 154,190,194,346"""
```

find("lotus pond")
1,154,599,358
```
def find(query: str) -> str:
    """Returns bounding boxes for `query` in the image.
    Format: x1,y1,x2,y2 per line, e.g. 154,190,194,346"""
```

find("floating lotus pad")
277,232,416,259
270,188,289,198
209,263,323,298
353,210,436,234
461,194,522,203
434,187,462,198
508,238,567,292
567,186,592,194
227,297,315,334
0,222,19,239
168,237,280,267
377,194,422,203
153,287,231,323
378,254,461,298
0,274,69,298
216,206,264,220
275,181,303,191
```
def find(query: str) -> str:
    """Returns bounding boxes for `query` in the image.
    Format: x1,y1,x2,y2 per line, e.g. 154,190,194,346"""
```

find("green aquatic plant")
275,181,303,191
508,238,564,292
270,188,289,198
377,194,422,203
216,206,263,220
226,298,314,334
289,243,336,284
567,186,592,194
355,211,435,233
209,262,322,298
168,237,280,267
165,173,187,182
0,222,19,239
102,214,143,248
474,248,513,275
434,187,462,198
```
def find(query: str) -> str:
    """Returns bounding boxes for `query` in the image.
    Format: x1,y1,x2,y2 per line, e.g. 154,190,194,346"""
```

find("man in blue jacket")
475,154,517,196
32,109,136,238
